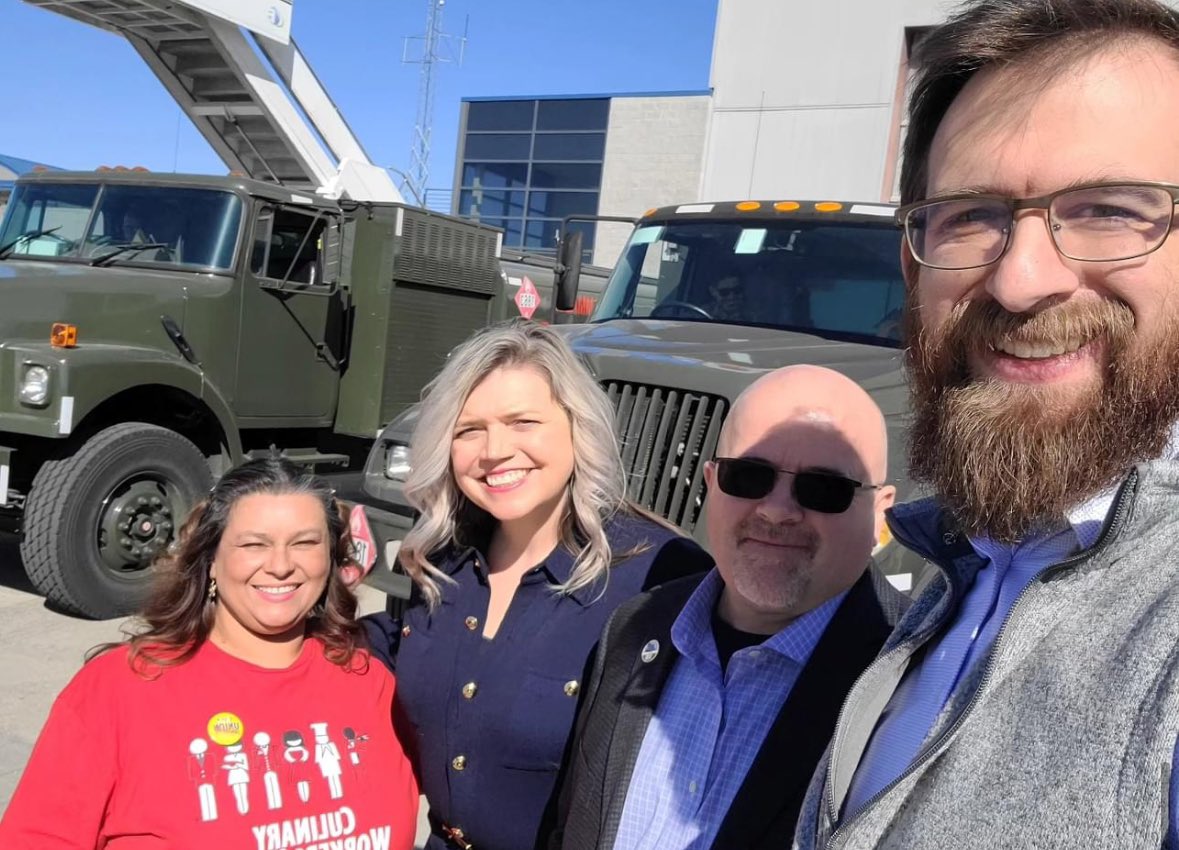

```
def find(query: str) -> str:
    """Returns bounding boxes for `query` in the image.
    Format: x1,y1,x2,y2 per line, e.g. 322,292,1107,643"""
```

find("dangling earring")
207,578,218,604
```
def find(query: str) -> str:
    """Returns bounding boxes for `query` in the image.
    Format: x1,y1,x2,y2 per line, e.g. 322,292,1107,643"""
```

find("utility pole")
402,0,466,208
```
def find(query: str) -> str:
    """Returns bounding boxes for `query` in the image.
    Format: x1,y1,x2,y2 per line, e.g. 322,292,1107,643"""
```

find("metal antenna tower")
402,0,466,207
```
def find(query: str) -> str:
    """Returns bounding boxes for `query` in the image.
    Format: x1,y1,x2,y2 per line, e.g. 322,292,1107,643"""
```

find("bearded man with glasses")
547,365,909,850
793,2,1179,849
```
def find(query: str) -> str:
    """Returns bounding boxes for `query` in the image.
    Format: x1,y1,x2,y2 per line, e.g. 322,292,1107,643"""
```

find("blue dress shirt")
612,569,846,850
361,514,713,850
842,488,1115,818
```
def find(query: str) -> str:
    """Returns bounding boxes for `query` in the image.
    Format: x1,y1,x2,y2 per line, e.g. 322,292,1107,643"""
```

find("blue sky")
0,1,717,197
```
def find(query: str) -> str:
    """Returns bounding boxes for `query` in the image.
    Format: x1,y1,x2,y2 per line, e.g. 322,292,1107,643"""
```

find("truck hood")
0,260,199,346
555,318,907,412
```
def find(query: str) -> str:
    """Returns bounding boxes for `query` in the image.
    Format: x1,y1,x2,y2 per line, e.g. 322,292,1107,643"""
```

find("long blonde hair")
400,320,631,608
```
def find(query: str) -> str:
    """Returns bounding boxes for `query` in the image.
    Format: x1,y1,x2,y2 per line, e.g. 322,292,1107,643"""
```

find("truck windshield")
592,219,907,343
0,183,243,271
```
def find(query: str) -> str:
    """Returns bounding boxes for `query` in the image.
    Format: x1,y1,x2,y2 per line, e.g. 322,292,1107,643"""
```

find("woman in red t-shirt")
0,458,419,849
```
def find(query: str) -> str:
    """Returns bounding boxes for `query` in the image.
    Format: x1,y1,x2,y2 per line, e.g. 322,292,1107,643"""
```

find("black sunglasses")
712,457,880,514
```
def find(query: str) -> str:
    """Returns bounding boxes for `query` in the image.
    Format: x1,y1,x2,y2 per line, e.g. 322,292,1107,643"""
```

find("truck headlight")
19,365,51,407
385,443,412,481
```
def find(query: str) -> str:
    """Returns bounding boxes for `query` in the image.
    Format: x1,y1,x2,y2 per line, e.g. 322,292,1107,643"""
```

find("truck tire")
20,423,212,619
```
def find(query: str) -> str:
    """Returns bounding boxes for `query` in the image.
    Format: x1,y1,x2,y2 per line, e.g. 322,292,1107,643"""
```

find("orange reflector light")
735,201,762,211
642,207,658,217
774,201,801,212
815,201,844,212
50,323,78,348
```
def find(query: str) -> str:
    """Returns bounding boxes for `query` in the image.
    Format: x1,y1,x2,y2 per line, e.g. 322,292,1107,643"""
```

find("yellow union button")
564,680,580,697
452,754,467,771
207,711,244,746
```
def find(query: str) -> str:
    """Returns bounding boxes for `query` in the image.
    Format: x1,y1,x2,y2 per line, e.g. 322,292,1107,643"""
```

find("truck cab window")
594,219,905,344
0,182,242,269
253,207,329,285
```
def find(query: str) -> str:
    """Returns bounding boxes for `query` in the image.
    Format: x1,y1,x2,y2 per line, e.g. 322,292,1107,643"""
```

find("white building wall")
594,95,711,266
700,0,958,202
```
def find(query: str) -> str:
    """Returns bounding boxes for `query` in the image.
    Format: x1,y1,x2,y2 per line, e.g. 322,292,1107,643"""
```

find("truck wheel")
20,423,212,619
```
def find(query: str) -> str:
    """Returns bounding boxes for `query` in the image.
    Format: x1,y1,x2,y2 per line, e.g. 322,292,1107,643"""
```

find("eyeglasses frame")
894,179,1179,271
710,456,882,506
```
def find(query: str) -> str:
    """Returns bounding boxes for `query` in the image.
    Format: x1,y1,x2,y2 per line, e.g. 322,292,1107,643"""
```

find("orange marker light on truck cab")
735,201,762,211
815,202,844,212
774,201,801,212
50,323,78,348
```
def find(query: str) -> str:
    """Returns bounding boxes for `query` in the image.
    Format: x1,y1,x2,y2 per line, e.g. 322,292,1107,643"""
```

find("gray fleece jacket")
794,461,1179,850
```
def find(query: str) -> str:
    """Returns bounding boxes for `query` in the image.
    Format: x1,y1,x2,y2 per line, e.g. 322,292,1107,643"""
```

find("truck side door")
234,202,342,421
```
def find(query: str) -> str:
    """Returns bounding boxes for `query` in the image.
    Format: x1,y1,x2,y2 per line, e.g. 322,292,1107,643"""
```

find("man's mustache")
737,518,818,550
910,297,1135,383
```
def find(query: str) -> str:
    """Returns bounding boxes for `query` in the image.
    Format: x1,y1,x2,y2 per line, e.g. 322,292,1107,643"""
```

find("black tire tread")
20,422,209,618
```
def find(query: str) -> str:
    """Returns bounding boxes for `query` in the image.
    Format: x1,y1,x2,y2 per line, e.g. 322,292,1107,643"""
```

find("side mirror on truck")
555,229,583,312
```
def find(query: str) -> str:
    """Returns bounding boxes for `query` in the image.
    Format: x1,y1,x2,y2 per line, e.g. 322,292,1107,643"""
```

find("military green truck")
3,0,622,618
359,199,927,594
0,169,505,617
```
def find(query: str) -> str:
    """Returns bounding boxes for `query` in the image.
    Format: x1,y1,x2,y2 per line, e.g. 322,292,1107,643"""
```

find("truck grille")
603,381,728,533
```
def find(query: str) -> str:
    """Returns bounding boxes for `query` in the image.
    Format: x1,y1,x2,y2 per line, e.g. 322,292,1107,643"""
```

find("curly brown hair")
93,458,364,673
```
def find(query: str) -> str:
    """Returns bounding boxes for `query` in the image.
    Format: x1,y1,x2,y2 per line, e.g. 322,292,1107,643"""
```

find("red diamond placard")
514,275,540,320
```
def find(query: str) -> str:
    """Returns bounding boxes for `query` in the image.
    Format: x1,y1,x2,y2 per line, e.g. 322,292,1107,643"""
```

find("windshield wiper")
0,226,63,259
89,243,169,267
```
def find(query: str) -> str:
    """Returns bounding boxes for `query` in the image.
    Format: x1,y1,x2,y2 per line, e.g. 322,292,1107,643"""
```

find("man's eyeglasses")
896,180,1179,270
712,457,880,514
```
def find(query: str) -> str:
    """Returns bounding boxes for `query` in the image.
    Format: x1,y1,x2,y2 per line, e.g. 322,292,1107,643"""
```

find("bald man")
548,366,911,850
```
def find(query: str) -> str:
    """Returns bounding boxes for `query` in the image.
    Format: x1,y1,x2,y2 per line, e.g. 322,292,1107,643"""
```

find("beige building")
451,0,977,266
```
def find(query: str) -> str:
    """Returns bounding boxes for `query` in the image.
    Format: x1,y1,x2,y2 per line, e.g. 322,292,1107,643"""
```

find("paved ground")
0,532,430,845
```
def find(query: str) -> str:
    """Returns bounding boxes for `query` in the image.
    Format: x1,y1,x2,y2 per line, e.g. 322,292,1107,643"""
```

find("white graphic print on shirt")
187,713,393,849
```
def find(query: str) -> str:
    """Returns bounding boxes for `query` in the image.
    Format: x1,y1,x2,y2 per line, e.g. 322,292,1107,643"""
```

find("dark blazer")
549,567,909,850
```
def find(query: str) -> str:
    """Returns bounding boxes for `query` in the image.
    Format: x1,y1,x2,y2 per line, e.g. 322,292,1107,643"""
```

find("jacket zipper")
823,471,1138,848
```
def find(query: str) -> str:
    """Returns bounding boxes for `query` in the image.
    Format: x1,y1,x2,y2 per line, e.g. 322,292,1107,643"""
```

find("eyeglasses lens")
794,471,856,513
907,184,1176,270
714,459,858,514
715,458,775,500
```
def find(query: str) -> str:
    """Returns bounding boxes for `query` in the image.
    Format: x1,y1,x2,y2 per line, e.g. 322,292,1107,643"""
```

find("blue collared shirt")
842,486,1116,818
612,569,846,850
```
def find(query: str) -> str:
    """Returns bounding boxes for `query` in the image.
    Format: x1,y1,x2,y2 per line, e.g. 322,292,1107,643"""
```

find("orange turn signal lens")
50,323,78,348
774,201,801,212
735,201,762,211
815,201,844,213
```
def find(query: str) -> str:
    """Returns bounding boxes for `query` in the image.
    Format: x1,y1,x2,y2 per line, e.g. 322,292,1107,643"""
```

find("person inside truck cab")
359,320,713,850
0,458,420,850
120,209,152,244
707,273,747,321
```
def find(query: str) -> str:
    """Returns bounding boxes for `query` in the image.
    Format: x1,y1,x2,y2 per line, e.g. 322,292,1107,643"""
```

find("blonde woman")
362,320,713,850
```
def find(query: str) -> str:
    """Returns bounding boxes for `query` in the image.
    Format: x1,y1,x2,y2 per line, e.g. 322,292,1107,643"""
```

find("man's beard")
726,516,818,615
907,297,1179,542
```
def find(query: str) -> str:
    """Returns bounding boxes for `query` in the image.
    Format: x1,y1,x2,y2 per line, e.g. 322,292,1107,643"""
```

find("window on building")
458,98,609,258
459,189,527,219
466,99,535,131
532,132,606,161
535,99,609,131
463,133,533,160
461,162,529,190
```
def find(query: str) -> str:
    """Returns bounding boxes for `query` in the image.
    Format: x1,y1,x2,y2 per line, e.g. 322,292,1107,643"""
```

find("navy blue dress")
362,512,713,850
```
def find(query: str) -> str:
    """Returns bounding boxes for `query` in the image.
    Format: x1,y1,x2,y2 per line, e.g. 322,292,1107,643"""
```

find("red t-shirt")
0,638,418,849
